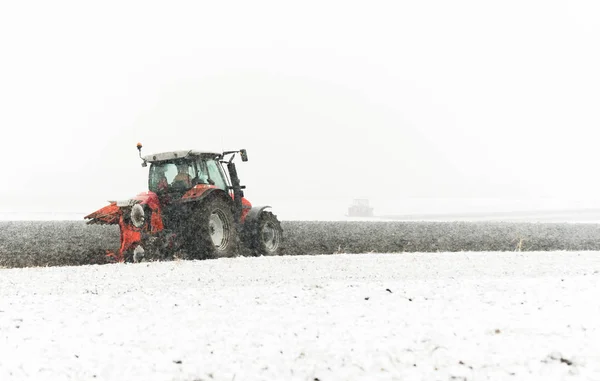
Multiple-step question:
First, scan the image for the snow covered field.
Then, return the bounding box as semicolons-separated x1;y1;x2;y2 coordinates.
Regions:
1;252;600;380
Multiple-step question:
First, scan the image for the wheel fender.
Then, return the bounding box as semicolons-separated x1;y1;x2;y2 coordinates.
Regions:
181;187;232;207
243;206;271;231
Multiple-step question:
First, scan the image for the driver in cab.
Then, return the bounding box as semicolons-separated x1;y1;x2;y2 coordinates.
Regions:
173;164;192;187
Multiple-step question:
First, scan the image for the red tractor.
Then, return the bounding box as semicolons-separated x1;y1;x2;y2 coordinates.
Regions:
85;144;283;262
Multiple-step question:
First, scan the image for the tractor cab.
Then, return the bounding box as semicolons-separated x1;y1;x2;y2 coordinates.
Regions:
145;151;230;198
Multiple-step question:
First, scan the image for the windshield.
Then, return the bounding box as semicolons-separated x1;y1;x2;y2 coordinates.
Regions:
149;161;197;192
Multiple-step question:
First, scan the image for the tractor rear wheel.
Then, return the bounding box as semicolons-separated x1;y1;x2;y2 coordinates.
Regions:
249;211;283;256
187;197;238;259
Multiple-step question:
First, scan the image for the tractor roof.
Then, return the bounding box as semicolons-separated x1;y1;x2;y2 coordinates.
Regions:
143;150;221;163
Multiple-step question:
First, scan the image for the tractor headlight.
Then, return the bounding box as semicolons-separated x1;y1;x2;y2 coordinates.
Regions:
130;204;145;228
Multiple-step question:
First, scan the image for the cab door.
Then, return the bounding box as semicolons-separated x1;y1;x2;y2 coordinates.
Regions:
203;157;229;191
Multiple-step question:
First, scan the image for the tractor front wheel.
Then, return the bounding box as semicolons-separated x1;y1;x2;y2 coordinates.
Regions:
187;197;238;259
248;211;283;256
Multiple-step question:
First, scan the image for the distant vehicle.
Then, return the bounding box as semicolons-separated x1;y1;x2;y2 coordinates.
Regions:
347;199;374;217
85;143;283;262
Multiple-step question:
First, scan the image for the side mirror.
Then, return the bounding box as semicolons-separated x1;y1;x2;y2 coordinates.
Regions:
240;149;248;162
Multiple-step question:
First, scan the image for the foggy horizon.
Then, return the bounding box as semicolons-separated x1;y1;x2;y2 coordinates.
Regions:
1;1;599;219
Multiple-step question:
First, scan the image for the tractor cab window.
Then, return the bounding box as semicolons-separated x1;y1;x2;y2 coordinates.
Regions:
149;161;196;192
195;158;210;185
205;158;228;191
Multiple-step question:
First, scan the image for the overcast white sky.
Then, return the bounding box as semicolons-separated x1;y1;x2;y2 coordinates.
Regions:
1;0;599;217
